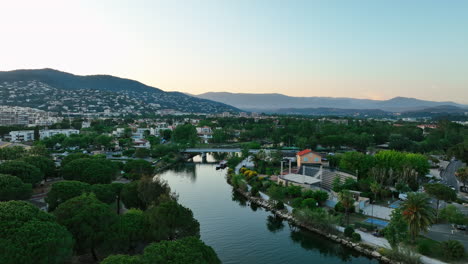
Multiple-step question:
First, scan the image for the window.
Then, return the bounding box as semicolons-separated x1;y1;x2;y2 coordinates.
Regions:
314;157;319;162
304;157;308;162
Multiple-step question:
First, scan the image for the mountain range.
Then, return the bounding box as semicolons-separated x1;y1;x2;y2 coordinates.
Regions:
0;69;239;115
195;92;468;113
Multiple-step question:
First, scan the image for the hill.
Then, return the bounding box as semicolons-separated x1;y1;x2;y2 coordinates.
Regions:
0;69;239;115
195;92;467;112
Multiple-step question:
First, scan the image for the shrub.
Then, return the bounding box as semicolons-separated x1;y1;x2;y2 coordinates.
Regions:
250;186;259;197
291;197;304;208
301;198;317;209
335;201;355;213
416;239;432;256
441;240;465;260
344;226;355;237
275;201;285;210
351;232;361;242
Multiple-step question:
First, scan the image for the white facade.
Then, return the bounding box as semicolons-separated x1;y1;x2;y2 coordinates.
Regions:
39;129;79;139
9;130;35;142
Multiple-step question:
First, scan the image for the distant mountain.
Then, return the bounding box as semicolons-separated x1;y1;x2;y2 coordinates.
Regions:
0;69;239;115
262;107;391;117
196;92;467;112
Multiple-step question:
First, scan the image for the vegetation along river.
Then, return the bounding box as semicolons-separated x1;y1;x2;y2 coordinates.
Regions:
158;155;379;264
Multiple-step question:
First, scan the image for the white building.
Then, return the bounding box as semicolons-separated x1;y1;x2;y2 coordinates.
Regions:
39;129;79;139
196;126;213;144
9;130;35;142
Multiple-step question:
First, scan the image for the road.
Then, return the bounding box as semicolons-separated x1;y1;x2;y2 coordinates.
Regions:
440;160;463;192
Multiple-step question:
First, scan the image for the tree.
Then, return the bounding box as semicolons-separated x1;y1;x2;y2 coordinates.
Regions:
424;183;457;221
134;148;150;159
94;135;113;150
101;255;142;264
141;236;220;264
124;159;153;180
45;181;90;211
338;190;355;226
61;158;117;184
54;193;118;261
20;156;56;180
0;160;43;185
121;181;144;210
456;167;468;187
60;153;89;167
89;184;116;204
384;208;408;248
172;124;198;146
113;209;145;252
370;181;381;202
144;200;200;241
440;205;466;225
111;182;125;214
0;146;27;160
0;201;73;264
312;190;329;206
301;198;317;209
401;192;435;243
0;174;32;201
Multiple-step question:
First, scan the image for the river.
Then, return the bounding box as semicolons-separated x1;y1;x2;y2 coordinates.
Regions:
158;156;378;264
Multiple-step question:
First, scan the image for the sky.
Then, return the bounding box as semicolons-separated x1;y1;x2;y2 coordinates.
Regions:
0;0;467;103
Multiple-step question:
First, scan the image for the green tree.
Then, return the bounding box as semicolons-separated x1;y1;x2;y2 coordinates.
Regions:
144;200;200;241
401;192;435;243
113;209;145;252
301;198;317;209
0;201;73;264
0;174;32;201
20;155;56;180
0;160;43;185
111;182;125;214
54;193;118;261
384;208;408;248
61;158;117;184
440;205;466;225
312;190;329;206
124;159;153;180
94;134;113;150
60;153;89;167
0;146;27;160
89;184;116;204
141;236;220;264
338;190;355;226
45;180;90;211
134;148;151;159
424;183;457;221
101;255;142;264
172;124;198;146
456;167;468;187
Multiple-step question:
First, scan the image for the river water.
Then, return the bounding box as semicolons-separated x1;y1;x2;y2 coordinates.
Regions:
158;158;378;264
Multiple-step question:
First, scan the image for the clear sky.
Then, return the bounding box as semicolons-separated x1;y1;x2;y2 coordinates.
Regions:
1;0;467;103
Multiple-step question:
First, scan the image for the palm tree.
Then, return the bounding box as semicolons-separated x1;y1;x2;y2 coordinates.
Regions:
401;192;435;243
339;190;355;226
370;181;382;228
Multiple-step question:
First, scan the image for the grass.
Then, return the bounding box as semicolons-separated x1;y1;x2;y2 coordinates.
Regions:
410;236;468;263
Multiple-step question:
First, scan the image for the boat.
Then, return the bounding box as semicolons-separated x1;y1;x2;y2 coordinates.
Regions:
216;160;227;170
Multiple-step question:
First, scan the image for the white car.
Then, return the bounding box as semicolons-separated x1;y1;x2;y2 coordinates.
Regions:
398;193;408;201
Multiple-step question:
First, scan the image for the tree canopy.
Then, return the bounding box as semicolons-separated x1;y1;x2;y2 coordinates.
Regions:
61;158;117;184
0;201;73;264
0;174;32;201
0;160;43;185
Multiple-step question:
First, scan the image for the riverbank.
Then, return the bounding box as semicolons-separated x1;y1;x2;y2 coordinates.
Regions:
232;186;394;264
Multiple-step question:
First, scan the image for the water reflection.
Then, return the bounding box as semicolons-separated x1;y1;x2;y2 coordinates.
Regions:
231;189;247;207
290;229;363;262
166;163;197;181
266;215;285;233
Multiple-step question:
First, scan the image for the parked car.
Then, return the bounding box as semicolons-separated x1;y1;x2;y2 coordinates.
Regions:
456;225;466;230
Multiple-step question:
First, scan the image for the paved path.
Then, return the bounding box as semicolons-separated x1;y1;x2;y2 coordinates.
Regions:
441;160;463;192
426;223;468;249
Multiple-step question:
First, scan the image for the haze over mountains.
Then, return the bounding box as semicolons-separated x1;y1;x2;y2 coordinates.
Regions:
196;92;468;113
0;69;239;115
